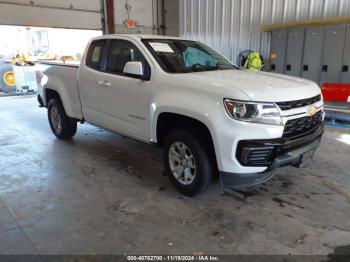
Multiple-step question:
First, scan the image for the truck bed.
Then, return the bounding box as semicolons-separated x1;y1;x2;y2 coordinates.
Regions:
38;60;80;68
36;61;83;119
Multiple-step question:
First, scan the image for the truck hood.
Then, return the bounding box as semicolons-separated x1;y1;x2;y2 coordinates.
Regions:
177;69;321;102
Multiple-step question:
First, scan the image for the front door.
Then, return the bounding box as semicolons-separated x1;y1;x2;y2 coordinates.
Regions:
93;39;152;140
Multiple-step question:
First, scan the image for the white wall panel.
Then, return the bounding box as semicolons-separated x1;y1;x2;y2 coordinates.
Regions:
339;0;350;16
115;0;154;28
114;0;179;36
180;0;350;63
164;0;180;36
0;0;102;30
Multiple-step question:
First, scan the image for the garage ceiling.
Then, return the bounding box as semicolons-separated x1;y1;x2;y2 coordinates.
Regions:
0;0;102;30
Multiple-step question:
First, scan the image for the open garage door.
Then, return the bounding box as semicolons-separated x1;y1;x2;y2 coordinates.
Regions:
0;0;102;30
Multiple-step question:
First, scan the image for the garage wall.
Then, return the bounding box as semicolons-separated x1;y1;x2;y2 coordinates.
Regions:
164;0;180;36
114;0;156;34
114;0;179;36
180;0;350;63
0;0;102;30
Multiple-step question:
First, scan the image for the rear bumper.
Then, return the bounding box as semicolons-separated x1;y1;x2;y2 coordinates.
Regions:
220;125;323;188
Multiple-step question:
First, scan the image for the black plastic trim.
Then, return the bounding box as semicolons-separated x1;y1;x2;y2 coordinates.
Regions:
236;124;324;167
220;136;322;188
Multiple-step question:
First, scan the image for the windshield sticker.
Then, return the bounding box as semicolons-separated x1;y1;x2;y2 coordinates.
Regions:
149;42;174;53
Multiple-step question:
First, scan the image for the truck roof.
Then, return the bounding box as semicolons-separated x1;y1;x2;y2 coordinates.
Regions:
92;34;183;41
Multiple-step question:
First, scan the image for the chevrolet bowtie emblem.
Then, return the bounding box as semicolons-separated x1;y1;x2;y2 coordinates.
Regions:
307;106;317;116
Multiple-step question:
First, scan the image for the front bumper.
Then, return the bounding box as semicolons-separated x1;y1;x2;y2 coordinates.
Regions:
220;124;323;188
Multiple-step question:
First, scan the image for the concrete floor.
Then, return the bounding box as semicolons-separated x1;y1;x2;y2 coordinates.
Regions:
0;95;350;256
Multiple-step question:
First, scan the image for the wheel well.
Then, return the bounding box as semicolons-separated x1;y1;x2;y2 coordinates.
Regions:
156;112;218;180
45;89;61;106
156;112;215;151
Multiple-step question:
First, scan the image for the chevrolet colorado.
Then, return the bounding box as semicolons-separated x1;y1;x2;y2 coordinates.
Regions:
37;34;324;196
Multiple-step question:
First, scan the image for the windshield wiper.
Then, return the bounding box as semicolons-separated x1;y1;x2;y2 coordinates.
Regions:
204;66;220;71
191;64;220;72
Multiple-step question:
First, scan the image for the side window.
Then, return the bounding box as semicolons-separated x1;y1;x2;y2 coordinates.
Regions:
106;40;150;76
86;40;106;70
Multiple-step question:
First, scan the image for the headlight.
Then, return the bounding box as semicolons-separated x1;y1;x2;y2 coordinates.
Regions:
224;99;282;125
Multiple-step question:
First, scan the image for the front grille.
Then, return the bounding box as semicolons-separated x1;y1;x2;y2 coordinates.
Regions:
276;95;321;111
283;111;323;139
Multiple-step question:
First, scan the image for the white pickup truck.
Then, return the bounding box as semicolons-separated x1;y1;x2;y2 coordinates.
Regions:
37;34;324;196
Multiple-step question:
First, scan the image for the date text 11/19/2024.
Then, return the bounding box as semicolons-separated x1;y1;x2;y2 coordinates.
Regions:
126;255;220;261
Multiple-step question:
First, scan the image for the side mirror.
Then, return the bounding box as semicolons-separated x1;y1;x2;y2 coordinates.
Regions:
123;61;149;80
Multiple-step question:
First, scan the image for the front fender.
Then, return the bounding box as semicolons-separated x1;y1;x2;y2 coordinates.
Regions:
150;89;227;149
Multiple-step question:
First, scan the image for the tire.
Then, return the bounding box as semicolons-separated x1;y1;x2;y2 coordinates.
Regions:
47;98;77;140
0;64;16;93
163;128;213;197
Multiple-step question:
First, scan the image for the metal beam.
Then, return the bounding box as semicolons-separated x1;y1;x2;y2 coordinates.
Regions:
105;0;115;34
101;0;108;34
261;16;350;32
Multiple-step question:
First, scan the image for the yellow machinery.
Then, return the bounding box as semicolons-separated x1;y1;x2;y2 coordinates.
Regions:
0;63;16;93
2;69;15;87
0;27;84;93
0;29;55;93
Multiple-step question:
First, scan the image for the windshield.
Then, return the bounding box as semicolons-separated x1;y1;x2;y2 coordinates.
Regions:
142;39;236;73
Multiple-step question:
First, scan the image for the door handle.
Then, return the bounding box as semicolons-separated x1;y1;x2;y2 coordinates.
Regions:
98;80;111;87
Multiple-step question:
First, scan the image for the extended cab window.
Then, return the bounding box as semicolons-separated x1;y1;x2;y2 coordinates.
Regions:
106;40;150;76
86;40;106;70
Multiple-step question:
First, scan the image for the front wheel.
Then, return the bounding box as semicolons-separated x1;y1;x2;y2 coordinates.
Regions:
47;98;77;139
163;129;213;197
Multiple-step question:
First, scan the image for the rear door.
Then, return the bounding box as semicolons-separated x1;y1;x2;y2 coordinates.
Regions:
78;39;108;124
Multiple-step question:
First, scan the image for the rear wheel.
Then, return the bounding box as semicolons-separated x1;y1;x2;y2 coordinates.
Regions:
163;129;213;197
0;64;16;93
47;98;77;139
